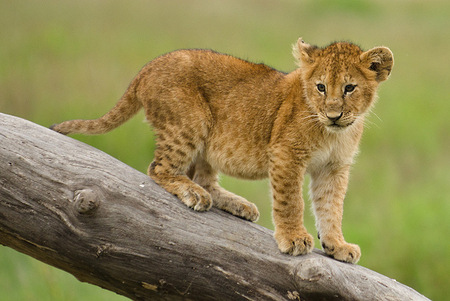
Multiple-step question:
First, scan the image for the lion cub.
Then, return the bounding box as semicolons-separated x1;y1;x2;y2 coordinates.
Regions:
51;38;393;263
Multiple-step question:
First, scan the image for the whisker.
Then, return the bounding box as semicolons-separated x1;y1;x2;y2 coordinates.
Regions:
371;111;383;123
295;111;326;133
364;114;381;129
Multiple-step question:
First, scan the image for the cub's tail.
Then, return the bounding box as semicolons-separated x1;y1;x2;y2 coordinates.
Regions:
50;87;142;135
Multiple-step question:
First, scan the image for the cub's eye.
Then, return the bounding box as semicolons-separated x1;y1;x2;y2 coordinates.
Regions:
344;84;356;94
316;84;326;93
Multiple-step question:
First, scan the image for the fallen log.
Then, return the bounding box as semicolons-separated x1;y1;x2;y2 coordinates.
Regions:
0;113;429;300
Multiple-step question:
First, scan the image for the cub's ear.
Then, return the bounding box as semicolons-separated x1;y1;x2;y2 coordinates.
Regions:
293;37;318;66
360;46;394;82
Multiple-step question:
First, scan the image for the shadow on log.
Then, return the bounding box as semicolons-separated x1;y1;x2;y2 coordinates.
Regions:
0;113;429;301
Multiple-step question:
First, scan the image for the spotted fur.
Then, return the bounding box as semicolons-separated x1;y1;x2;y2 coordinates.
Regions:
51;38;393;263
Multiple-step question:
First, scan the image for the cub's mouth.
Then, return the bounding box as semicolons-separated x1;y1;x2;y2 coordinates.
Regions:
327;122;353;131
313;111;357;132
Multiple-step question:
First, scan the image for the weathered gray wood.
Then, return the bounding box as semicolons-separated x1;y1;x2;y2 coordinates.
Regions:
0;113;429;301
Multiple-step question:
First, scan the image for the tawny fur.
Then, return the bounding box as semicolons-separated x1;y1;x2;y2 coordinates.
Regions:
51;38;393;263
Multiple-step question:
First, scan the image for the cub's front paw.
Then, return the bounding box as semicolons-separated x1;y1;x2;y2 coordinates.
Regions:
322;241;361;264
274;230;314;256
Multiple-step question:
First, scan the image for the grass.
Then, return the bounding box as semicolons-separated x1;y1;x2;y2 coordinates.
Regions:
1;0;449;300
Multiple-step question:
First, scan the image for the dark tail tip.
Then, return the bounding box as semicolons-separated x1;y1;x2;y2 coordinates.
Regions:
49;124;67;135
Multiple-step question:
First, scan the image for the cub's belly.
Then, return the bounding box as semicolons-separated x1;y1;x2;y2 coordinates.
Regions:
205;139;269;180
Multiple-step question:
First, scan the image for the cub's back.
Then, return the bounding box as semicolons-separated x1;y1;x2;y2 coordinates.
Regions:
139;49;284;97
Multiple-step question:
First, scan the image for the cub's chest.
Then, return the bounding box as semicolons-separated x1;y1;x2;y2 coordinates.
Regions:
306;134;360;174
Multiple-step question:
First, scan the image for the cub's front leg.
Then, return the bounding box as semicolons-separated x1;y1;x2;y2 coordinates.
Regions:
269;151;314;256
310;163;361;263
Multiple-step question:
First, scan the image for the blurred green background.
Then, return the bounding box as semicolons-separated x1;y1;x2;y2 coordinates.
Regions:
1;0;449;300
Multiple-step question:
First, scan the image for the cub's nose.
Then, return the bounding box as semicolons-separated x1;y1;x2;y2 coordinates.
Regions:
326;112;343;122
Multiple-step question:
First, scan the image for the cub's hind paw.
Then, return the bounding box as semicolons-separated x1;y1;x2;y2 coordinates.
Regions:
238;202;260;222
274;230;314;256
178;186;212;212
214;195;260;222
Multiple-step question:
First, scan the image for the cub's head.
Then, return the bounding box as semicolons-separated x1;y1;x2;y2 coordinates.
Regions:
294;38;393;132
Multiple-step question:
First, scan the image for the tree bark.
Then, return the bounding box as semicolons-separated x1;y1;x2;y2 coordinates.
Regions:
0;113;429;301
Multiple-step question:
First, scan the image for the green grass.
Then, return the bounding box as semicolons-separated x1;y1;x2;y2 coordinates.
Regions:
1;0;449;300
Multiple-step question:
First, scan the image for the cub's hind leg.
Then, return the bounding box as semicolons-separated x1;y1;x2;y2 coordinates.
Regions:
148;134;212;211
145;88;214;211
191;158;260;221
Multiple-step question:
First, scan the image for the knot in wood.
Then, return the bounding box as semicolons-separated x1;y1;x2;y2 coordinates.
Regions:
294;257;328;282
74;189;100;214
